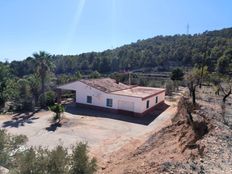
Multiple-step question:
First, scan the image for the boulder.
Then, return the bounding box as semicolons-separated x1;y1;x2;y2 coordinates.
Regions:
0;166;9;174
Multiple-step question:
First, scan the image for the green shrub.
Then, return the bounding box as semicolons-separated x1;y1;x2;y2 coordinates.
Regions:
49;103;65;123
0;129;27;168
14;146;69;174
39;90;56;107
70;142;97;174
0;130;9;167
47;146;69;174
15;99;34;112
0;129;97;174
90;71;101;79
11;143;97;174
14;148;38;174
165;80;175;96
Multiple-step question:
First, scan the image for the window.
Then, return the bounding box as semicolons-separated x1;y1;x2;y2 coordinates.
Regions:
146;100;150;109
106;98;113;107
87;96;92;104
155;96;158;104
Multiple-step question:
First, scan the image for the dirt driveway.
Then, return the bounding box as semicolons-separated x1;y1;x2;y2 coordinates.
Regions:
0;92;182;160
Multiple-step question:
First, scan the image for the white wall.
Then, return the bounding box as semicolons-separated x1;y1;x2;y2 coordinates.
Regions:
74;82;143;113
59;81;165;114
140;91;165;113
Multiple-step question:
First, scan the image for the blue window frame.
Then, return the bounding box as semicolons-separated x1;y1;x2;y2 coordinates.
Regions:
87;96;92;104
106;98;113;107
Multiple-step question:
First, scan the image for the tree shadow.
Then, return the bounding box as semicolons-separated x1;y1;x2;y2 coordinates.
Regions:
45;122;61;132
64;102;170;126
2;110;40;128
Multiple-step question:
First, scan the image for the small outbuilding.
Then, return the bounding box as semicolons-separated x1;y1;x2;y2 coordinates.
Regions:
57;78;165;116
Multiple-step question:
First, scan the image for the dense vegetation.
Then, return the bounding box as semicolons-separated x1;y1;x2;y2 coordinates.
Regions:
57;27;231;74
0;130;97;174
7;27;232;77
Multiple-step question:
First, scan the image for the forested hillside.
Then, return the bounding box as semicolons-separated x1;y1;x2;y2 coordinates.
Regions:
7;27;232;77
55;27;231;74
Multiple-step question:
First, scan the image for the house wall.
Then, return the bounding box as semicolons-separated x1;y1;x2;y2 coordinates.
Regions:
74;82;143;113
59;81;165;115
140;91;165;113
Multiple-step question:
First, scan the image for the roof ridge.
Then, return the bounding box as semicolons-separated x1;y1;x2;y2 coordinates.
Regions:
58;78;132;93
57;80;79;89
80;77;113;82
78;78;129;93
79;80;110;93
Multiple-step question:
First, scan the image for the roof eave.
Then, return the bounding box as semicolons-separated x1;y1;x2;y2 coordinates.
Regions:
141;89;165;101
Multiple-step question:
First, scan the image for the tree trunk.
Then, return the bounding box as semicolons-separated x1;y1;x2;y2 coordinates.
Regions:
57;113;61;124
56;89;62;104
34;93;39;107
215;87;220;95
41;76;46;108
220;102;228;125
192;88;196;105
187;111;194;127
223;89;231;103
199;66;204;89
189;88;192;96
174;80;179;91
41;76;45;96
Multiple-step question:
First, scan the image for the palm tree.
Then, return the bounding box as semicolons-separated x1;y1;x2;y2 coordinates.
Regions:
33;51;54;107
27;74;40;107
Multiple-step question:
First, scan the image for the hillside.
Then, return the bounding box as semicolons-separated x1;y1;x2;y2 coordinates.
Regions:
50;27;232;74
6;27;232;77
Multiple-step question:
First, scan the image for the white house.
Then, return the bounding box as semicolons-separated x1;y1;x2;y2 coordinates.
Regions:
57;78;165;116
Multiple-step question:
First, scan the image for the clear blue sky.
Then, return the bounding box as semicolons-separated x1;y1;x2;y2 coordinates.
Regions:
0;0;231;61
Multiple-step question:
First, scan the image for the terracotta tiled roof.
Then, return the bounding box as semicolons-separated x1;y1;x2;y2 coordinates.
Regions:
80;78;132;93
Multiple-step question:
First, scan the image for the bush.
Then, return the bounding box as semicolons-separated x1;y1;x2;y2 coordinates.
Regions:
70;142;97;174
13;143;97;174
0;129;97;174
165;80;175;96
0;130;9;167
90;71;101;79
49;103;65;123
16;99;34;112
14;146;69;174
0;129;27;168
39;91;56;107
47;146;69;174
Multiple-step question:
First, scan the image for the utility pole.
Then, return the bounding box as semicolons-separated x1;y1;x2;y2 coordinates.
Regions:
128;64;131;85
187;24;189;35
